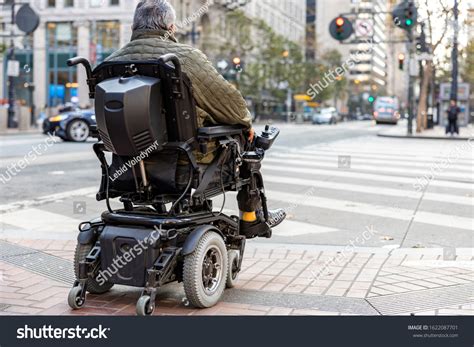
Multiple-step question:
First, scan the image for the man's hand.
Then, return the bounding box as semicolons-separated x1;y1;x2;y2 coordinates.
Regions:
248;128;255;142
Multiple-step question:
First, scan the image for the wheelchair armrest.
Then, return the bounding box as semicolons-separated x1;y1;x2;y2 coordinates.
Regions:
197;125;246;140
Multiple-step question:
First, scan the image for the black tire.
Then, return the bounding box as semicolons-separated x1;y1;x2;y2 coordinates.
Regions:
136;295;154;316
74;243;113;294
67;286;85;309
226;250;240;288
66;119;89;142
183;231;228;308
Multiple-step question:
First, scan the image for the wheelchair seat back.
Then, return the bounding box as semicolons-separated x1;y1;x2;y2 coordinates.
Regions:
92;57;198;157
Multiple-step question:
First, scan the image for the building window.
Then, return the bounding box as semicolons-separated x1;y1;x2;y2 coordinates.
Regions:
47;0;56;7
64;0;74;7
110;0;119;5
90;21;121;65
46;22;78;107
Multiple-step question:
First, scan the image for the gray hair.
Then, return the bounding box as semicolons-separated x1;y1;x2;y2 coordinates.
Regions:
132;0;177;31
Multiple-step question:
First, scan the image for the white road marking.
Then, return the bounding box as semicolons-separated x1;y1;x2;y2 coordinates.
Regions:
263;174;473;206
0;187;97;213
0;208;81;233
264;158;473;181
263;164;474;190
269;152;473;172
265;190;474;231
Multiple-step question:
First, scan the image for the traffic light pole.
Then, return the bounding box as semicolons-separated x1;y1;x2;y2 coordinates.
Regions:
7;1;16;128
407;29;414;135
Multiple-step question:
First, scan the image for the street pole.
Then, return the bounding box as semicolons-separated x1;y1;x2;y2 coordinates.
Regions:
450;0;459;102
407;29;414;135
7;1;16;128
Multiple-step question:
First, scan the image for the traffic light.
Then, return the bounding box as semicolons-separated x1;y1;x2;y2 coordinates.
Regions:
232;57;243;72
368;95;375;103
392;1;417;31
398;53;405;70
329;16;353;41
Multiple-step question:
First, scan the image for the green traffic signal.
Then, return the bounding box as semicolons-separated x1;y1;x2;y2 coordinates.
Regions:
368;96;375;103
405;19;412;26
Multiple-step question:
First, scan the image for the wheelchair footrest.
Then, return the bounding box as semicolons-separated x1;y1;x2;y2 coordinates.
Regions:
240;222;272;239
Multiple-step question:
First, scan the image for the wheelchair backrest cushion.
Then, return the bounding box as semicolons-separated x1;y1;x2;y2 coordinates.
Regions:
95;75;167;156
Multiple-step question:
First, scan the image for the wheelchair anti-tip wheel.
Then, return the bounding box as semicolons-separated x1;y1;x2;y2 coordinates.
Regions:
74;243;114;294
226;250;240;288
67;286;85;310
136;295;154;316
183;231;228;308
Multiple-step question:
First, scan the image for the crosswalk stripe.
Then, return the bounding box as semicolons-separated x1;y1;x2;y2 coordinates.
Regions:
264;190;473;231
0;208;81;233
274;148;474;165
272;220;339;237
0;187;98;213
302;142;474;158
263;164;474;190
264;158;473;181
0;152;95;168
268;152;473;172
220;208;340;237
263;174;473;206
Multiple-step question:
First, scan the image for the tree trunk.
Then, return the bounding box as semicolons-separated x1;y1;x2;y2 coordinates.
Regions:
416;60;432;133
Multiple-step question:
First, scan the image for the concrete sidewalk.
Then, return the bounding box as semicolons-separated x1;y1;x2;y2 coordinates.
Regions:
378;123;473;140
0;239;472;316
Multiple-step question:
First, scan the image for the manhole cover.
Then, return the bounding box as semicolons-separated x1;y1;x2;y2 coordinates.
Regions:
0;240;74;285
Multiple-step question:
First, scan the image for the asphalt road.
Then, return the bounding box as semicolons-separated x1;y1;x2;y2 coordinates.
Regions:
0;120;472;250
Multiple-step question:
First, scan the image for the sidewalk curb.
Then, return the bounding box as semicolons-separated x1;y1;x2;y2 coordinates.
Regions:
0;129;42;136
377;132;472;141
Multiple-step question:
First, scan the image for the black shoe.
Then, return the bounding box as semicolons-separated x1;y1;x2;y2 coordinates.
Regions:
264;208;286;228
240;208;287;239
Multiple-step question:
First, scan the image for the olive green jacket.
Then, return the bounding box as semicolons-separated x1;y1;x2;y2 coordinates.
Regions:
105;29;252;129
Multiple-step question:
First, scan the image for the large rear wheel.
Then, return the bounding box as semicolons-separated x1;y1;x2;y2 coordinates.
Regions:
183;231;228;308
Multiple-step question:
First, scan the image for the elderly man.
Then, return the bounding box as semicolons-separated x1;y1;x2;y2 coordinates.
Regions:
105;0;285;236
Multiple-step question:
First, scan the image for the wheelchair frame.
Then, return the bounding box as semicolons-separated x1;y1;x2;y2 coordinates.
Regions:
66;54;279;315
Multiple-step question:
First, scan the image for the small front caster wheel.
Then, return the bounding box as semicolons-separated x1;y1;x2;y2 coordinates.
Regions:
226;250;240;288
68;286;85;310
136;295;154;316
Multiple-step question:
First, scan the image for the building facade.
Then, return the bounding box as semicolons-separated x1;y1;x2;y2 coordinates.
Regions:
242;0;306;46
0;0;247;114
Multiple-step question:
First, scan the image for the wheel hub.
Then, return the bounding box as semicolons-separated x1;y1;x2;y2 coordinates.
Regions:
202;247;222;294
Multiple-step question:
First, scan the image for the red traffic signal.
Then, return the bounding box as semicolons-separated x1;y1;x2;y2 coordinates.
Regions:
398;53;405;70
329;16;353;41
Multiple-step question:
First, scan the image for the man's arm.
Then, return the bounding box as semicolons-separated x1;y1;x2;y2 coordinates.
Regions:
183;49;252;128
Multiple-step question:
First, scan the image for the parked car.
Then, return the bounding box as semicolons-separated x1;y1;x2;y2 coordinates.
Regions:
43;108;96;142
312;107;339;125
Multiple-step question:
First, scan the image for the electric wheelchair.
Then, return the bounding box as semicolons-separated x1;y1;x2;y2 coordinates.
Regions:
66;54;280;315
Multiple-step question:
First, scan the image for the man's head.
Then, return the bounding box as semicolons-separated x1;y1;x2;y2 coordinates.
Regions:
132;0;177;33
450;99;457;106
